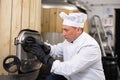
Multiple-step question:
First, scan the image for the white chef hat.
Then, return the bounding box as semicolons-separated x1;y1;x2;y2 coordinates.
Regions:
59;12;87;28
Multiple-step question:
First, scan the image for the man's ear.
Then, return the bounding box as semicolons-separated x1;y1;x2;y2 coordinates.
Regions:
77;27;83;34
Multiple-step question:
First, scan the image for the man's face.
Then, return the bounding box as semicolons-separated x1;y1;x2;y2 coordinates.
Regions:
62;25;82;42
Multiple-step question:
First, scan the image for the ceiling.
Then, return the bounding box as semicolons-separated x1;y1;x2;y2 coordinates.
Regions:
42;0;89;11
42;0;120;12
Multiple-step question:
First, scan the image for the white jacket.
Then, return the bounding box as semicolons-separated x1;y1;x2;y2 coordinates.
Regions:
50;32;105;80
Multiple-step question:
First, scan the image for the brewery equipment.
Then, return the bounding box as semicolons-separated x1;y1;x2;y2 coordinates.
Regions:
1;29;42;80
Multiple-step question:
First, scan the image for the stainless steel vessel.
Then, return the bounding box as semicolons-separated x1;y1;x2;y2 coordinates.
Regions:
14;29;42;73
1;29;43;80
41;32;64;45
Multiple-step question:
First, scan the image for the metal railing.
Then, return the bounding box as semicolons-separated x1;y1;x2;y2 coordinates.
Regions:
91;15;114;57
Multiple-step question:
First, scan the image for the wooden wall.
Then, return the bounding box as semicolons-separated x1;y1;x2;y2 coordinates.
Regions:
41;8;89;33
0;0;41;75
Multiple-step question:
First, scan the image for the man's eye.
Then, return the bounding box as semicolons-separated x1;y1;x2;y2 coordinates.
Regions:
64;29;68;32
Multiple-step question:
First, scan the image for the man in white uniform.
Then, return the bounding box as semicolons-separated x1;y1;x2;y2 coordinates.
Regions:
22;12;105;80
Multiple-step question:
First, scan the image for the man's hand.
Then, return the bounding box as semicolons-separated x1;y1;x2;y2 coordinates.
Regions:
22;36;51;54
22;36;36;52
28;43;46;61
38;41;51;55
22;37;54;70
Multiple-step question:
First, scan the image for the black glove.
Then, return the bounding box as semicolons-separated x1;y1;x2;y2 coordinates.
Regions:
22;37;54;70
21;37;35;52
22;36;51;54
38;41;51;55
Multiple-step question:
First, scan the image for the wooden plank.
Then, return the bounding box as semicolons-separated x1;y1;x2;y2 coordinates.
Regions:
56;9;70;32
62;9;70;14
56;9;63;32
0;0;42;75
21;0;30;29
29;0;36;30
41;8;44;32
0;0;12;75
49;8;57;32
42;8;50;32
84;19;89;33
35;0;41;32
10;0;22;56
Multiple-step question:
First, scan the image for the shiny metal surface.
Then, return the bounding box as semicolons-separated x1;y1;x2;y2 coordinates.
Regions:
14;29;42;73
42;1;77;10
42;0;89;11
41;32;65;45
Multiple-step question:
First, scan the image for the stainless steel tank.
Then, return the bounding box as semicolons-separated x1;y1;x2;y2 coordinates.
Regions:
41;32;65;45
1;29;43;80
14;29;42;73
